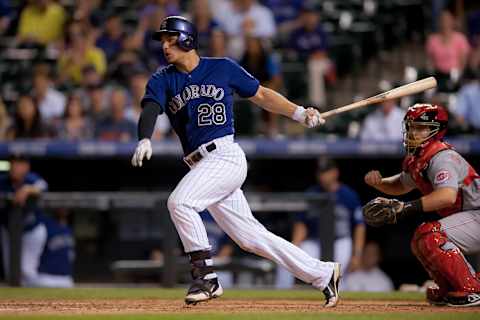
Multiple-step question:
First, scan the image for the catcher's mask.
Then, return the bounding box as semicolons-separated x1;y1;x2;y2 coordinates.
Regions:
402;103;448;155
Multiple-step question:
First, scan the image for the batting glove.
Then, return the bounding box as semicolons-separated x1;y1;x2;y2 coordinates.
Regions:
292;106;326;128
131;138;152;167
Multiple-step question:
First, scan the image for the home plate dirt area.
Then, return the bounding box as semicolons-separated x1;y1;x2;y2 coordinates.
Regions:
0;299;479;315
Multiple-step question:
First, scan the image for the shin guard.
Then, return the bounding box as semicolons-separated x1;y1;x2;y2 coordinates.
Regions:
411;222;480;294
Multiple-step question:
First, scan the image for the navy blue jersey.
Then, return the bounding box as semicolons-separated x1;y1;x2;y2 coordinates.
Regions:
0;172;48;194
142;57;260;155
296;184;364;239
0;172;48;230
38;215;75;276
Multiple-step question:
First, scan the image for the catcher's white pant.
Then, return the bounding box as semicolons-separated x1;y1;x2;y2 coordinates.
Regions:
275;237;352;289
168;135;335;289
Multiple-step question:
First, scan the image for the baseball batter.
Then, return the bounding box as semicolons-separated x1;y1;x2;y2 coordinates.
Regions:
131;16;340;307
363;103;480;307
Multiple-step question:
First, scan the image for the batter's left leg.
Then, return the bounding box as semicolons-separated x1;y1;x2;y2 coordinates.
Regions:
275;239;320;289
208;189;340;307
167;140;248;304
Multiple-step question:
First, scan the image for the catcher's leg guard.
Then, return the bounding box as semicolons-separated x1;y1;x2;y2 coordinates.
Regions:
426;286;448;306
411;222;480;294
411;223;451;300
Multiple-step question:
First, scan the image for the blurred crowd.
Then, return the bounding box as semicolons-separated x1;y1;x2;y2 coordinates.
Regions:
0;0;478;141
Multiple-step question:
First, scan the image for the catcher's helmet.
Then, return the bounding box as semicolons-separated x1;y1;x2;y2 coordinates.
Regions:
403;103;448;154
152;16;198;51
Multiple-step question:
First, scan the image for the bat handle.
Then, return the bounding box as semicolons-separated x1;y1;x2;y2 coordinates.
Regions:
319;110;336;119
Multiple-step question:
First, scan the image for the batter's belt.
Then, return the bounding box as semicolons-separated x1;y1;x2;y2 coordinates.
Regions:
183;142;217;167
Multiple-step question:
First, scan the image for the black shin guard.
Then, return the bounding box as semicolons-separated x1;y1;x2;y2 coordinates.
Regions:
188;250;215;279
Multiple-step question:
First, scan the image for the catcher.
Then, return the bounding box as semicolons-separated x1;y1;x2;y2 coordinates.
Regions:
363;103;480;307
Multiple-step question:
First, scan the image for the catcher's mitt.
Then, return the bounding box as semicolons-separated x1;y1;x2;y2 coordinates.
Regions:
362;197;404;227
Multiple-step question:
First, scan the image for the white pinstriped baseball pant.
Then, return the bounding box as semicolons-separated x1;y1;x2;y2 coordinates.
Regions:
167;135;335;289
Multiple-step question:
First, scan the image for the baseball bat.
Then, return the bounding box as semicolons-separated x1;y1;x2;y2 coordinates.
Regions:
319;77;437;118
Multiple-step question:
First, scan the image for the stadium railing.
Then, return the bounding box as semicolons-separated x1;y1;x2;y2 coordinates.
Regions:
0;192;334;287
0;137;479;158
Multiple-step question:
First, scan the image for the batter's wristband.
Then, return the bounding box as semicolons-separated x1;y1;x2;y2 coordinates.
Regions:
401;199;424;218
292;106;306;123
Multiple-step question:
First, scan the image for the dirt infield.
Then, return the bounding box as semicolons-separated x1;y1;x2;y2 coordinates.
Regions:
0;299;479;315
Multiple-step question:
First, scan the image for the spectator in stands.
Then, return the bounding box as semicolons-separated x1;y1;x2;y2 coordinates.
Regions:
263;0;303;35
0;0;12;35
125;1;181;64
16;0;66;46
209;30;227;57
426;10;470;88
73;0;104;28
0;98;11;141
108;50;147;88
275;157;366;288
123;6;167;70
84;82;109;124
125;68;170;140
466;9;480;71
359;99;405;142
468;11;480;72
190;0;226;57
215;0;276;59
7;95;50;140
452;70;480;131
58;22;107;85
431;0;448;32
342;241;394;292
141;0;180;18
80;64;104;88
32;65;66;126
469;44;480;72
56;93;93;140
290;6;331;108
240;36;282;137
467;9;480;42
95;14;125;61
94;87;136;141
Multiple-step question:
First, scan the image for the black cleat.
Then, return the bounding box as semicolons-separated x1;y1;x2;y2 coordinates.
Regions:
185;277;223;305
323;263;341;308
447;292;480;307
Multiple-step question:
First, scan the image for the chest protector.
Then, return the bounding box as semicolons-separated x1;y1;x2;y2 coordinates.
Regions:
402;141;480;217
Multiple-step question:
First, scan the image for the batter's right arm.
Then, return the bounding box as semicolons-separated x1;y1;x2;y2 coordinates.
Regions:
364;171;415;196
249;85;325;128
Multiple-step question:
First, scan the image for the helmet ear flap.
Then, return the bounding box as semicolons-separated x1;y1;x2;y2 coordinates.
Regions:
177;32;195;51
184;35;193;48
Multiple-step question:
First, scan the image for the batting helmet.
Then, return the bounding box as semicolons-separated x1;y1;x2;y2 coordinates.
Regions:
152;16;198;51
403;103;448;154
